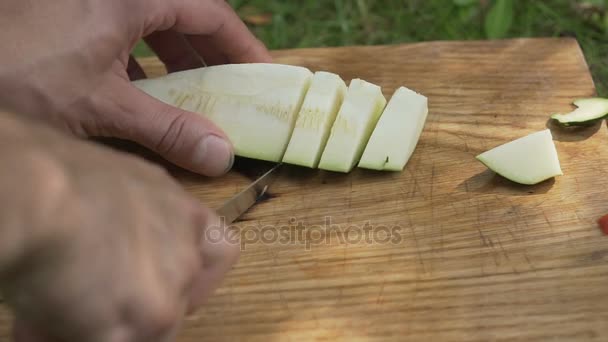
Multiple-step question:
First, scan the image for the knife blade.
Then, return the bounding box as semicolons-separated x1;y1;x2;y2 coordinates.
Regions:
216;163;282;224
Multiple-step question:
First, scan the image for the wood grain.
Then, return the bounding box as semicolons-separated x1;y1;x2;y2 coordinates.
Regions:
2;38;607;341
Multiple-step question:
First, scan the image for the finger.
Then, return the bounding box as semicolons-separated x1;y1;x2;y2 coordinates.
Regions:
171;0;272;63
13;319;57;342
187;211;240;312
105;79;234;176
185;35;227;66
127;55;147;81
144;30;204;73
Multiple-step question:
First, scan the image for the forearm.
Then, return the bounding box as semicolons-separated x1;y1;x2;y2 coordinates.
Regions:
0;112;69;279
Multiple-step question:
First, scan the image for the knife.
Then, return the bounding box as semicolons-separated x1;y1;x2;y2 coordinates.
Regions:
0;166;282;307
216;163;282;224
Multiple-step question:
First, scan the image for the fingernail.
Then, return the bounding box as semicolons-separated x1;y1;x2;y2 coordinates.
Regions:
194;135;234;176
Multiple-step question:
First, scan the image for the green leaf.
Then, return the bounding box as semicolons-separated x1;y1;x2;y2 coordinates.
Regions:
484;0;514;39
453;0;478;6
459;5;478;23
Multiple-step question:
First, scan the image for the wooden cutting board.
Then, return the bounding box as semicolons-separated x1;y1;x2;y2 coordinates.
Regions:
2;37;608;341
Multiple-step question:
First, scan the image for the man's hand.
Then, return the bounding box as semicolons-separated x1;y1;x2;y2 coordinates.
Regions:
0;0;271;176
0;1;268;340
0;113;239;341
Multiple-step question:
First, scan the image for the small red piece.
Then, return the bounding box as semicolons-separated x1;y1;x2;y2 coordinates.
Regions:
598;214;608;235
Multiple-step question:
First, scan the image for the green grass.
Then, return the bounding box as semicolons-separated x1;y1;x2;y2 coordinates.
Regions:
135;0;608;95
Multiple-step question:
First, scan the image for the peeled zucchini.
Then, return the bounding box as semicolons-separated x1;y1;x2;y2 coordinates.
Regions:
551;98;608;127
133;63;431;173
133;63;312;162
476;129;563;185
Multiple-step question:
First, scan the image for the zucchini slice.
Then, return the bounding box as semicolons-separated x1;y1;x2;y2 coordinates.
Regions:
318;79;387;173
282;71;347;168
358;87;428;171
551;98;608;127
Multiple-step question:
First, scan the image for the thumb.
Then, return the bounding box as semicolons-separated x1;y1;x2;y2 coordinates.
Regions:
105;80;234;177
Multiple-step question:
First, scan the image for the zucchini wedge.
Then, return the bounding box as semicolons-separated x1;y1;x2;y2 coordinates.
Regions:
476;129;563;185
